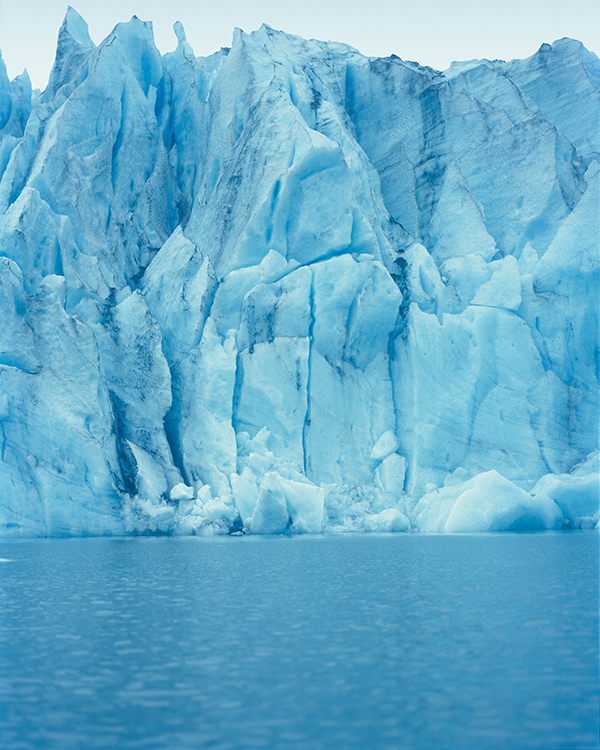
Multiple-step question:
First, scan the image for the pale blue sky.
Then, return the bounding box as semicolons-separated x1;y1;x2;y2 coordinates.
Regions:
1;0;598;88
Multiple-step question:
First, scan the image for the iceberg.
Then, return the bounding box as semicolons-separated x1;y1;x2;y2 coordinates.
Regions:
414;470;563;533
530;453;600;529
0;11;598;536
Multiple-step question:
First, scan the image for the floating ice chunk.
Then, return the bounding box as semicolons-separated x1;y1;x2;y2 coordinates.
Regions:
444;473;562;532
416;470;562;532
370;430;400;461
531;462;599;528
170;483;194;502
202;499;230;522
365;508;409;532
279;476;324;533
251;472;289;534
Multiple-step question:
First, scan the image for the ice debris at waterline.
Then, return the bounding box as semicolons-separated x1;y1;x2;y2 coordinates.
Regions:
0;9;598;537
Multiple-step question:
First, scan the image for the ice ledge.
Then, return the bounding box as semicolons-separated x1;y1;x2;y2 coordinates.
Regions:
3;464;598;537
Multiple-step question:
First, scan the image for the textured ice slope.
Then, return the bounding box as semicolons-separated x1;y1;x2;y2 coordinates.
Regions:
0;10;598;536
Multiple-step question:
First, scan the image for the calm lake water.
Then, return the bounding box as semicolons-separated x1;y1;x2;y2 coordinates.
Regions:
0;532;598;750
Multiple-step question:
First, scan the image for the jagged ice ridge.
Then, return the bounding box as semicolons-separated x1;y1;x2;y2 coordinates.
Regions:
0;8;598;536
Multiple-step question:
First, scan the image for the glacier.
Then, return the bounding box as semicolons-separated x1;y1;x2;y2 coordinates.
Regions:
0;9;598;537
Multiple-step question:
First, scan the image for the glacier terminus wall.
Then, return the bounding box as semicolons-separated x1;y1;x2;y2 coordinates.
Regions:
0;9;598;536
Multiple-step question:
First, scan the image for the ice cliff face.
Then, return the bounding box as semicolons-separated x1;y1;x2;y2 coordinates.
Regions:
0;10;598;536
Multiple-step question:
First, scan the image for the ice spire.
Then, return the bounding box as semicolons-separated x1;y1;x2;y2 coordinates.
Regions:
61;6;95;49
44;7;95;100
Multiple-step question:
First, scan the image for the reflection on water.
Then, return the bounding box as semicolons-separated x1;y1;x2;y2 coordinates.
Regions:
0;532;598;749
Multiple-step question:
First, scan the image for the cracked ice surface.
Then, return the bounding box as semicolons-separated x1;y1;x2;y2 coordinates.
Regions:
0;11;598;536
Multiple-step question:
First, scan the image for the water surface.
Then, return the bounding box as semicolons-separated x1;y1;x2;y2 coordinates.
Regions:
1;532;598;749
